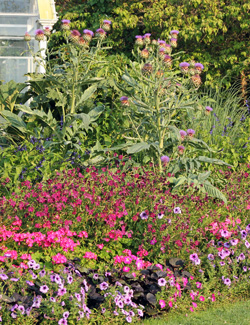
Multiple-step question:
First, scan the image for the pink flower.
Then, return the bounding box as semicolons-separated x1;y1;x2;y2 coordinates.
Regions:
123;266;130;272
199;296;205;302
52;253;67;264
123;256;132;264
83;252;97;260
190;307;194;312
192;302;197;308
155;264;163;270
196;282;202;289
97;244;104;249
159;300;166;308
168;301;173;307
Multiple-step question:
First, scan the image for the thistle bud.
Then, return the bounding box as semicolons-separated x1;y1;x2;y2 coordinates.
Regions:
35;29;45;42
156;70;164;78
70;30;81;43
143;33;151;44
120;96;129;106
165;44;172;54
102;20;112;32
163;55;172;67
151;39;158;45
44;27;51;37
61;19;70;30
159;47;166;58
135;35;144;46
142;63;153;76
194;63;204;74
140;48;149;59
170;38;177;48
178;145;185;154
95;28;106;39
191;74;202;87
24;32;31;42
205;106;213;115
78;37;88;48
83;29;94;42
179;62;190;74
170;30;179;39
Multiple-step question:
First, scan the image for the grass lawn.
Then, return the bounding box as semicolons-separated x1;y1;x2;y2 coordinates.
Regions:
142;299;250;325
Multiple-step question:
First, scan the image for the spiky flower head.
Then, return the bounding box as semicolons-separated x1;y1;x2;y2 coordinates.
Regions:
143;33;151;44
178;145;185;154
140;48;149;59
164;44;172;54
163;55;172;67
83;29;94;42
61;19;70;30
43;27;51;37
78;37;88;48
24;32;31;42
194;63;204;74
120;96;129;106
159;47;166;57
161;156;170;166
191;74;202;87
142;63;153;76
102;20;112;32
70;30;81;43
135;35;144;46
179;130;187;140
205;106;213;115
187;129;195;137
156;70;164;78
35;29;45;42
170;38;177;48
170;30;179;38
95;28;106;39
179;62;190;74
158;40;166;47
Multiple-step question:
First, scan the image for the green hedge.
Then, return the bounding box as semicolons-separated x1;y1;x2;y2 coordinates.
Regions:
54;0;250;89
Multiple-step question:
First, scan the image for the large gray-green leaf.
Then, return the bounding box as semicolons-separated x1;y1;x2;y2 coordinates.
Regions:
0;110;27;133
88;105;105;121
202;181;227;205
127;142;150;154
198;156;232;167
188;138;213;152
75;84;98;109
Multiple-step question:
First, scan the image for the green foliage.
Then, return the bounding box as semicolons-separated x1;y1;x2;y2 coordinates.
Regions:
55;0;250;89
0;80;26;112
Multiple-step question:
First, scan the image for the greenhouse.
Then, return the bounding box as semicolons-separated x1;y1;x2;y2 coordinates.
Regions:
0;0;57;84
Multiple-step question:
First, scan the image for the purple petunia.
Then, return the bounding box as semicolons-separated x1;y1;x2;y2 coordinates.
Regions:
173;207;182;214
100;282;109;290
158;278;167;286
40;285;49;293
140;211;148;220
223;278;231;286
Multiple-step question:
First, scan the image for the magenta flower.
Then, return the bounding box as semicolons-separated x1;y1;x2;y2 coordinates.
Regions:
179;62;190;74
178;145;185;154
143;33;151;38
61;19;70;30
61;19;70;24
205;106;213;112
159;299;166;308
120;96;129;106
170;30;179;35
35;29;44;41
96;28;106;39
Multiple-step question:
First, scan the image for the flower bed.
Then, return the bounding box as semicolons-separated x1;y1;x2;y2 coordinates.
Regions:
0;163;250;323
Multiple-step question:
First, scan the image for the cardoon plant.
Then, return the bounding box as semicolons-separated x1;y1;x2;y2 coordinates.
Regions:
116;30;230;202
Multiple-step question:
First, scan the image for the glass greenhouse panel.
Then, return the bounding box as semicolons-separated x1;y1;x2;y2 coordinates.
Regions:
0;0;38;14
0;58;33;83
0;40;34;56
0;16;38;37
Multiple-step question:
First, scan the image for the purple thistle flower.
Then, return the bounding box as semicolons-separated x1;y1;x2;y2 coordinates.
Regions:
40;285;49;293
205;106;213;112
103;20;112;24
62;19;70;24
100;282;109;290
179;130;187;139
135;35;143;39
161;156;170;165
158;278;167;286
143;33;151;38
195;63;204;70
170;30;179;35
83;29;94;36
187;129;195;137
179;62;190;68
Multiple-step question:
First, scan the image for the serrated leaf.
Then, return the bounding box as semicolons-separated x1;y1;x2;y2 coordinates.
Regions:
127;142;150;154
198;156;232;167
202;182;227;205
